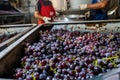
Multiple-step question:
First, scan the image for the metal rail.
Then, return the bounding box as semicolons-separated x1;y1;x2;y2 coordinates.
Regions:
47;19;120;25
0;20;120;79
0;24;37;51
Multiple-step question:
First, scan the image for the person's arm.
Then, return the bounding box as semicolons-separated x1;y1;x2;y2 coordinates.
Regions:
80;0;108;10
34;11;44;20
34;11;51;23
87;0;109;9
34;1;43;20
34;1;51;23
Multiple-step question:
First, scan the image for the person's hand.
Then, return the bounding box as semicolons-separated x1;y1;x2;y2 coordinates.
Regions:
85;11;90;18
43;17;51;23
107;7;118;15
55;11;59;16
80;4;87;10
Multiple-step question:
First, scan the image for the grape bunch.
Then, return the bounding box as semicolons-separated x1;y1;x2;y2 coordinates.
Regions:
14;29;120;80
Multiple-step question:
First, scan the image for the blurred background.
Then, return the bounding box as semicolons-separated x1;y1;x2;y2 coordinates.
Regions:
0;0;120;24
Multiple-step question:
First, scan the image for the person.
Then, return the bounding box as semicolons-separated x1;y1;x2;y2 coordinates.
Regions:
34;0;56;24
79;0;110;20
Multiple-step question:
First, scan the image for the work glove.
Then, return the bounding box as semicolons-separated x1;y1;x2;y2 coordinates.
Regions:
80;4;87;10
43;17;51;23
85;11;90;18
107;7;118;15
55;11;60;16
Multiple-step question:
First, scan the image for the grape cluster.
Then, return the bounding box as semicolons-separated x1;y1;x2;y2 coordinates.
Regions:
14;29;120;80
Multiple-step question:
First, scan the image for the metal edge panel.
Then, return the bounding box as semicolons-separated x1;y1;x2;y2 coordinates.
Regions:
0;24;40;78
0;24;37;51
0;24;38;60
0;24;36;28
45;19;120;25
0;20;120;78
103;68;120;79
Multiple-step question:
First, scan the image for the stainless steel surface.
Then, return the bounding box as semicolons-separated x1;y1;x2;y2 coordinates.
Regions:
103;68;120;79
66;14;85;18
0;24;36;52
0;79;16;80
0;24;36;28
50;19;120;25
0;1;24;25
0;20;120;79
54;14;86;22
90;68;120;80
54;15;72;22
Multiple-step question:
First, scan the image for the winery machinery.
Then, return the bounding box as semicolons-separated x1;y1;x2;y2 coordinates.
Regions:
0;24;36;52
51;0;120;21
0;20;120;80
0;0;25;25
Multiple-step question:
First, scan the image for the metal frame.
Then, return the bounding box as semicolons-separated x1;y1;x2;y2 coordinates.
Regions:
0;20;120;79
0;24;36;51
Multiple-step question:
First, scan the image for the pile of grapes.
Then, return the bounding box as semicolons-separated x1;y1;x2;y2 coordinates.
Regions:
14;29;120;80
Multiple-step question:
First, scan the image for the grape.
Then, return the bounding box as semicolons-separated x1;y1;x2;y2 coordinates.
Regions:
14;29;120;80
